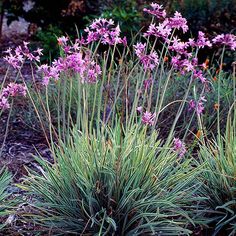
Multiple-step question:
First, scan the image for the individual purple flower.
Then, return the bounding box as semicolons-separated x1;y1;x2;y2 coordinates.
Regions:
137;106;143;114
196;96;207;115
141;111;156;126
0;96;10;110
188;96;206;115
193;70;206;83
81;60;102;84
195;31;212;48
143;3;166;19
144;78;153;90
171;56;193;74
57;36;69;46
188;38;195;47
188;99;195;110
182;59;195;73
212;34;236;50
38;64;59;86
168;11;188;33
173;138;186;157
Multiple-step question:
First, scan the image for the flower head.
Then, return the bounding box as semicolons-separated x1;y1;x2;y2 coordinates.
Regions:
84;18;126;46
0;83;27;110
169;37;189;55
137;106;143;113
0;96;10;110
173;138;186;157
143;3;166;19
144;21;171;40
195;31;212;48
57;36;69;46
134;43;159;70
212;34;236;50
2;83;27;97
141;111;156;126
168;11;188;33
188;96;207;115
4;42;43;69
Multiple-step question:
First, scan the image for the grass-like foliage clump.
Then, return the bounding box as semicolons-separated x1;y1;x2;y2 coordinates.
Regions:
0;169;12;230
22;124;205;235
198;110;236;236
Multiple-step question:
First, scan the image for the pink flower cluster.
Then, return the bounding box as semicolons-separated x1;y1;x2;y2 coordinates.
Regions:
173;138;186;157
142;111;156;126
137;107;156;126
144;10;188;39
38;38;102;86
144;20;172;40
134;43;159;71
84;18;127;46
188;96;207;115
167;32;212;80
0;83;27;109
4;42;43;69
140;3;235;82
212;34;236;50
143;3;166;19
168;11;189;33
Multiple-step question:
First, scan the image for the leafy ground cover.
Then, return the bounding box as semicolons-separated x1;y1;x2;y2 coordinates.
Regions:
0;2;236;235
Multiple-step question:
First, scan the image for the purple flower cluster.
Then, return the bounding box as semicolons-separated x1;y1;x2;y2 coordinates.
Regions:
137;107;156;126
168;11;189;33
0;83;27;109
141;3;235;84
142;111;156;126
144;20;172;39
144;5;188;37
195;31;212;48
84;18;127;46
140;3;214;79
173;138;187;157
134;43;159;71
188;96;207;115
167;33;212;80
143;3;166;19
38;39;102;86
4;42;43;69
212;34;236;50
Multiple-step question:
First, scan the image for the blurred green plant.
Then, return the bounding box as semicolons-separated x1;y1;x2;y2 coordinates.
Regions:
99;0;142;33
34;25;62;62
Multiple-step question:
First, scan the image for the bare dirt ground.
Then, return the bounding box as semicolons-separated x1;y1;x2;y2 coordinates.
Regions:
0;24;52;233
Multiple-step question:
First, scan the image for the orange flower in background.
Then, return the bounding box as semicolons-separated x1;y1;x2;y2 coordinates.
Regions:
214;103;220;110
196;130;201;139
202;58;209;70
164;56;169;62
213;76;217;81
216;63;225;74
